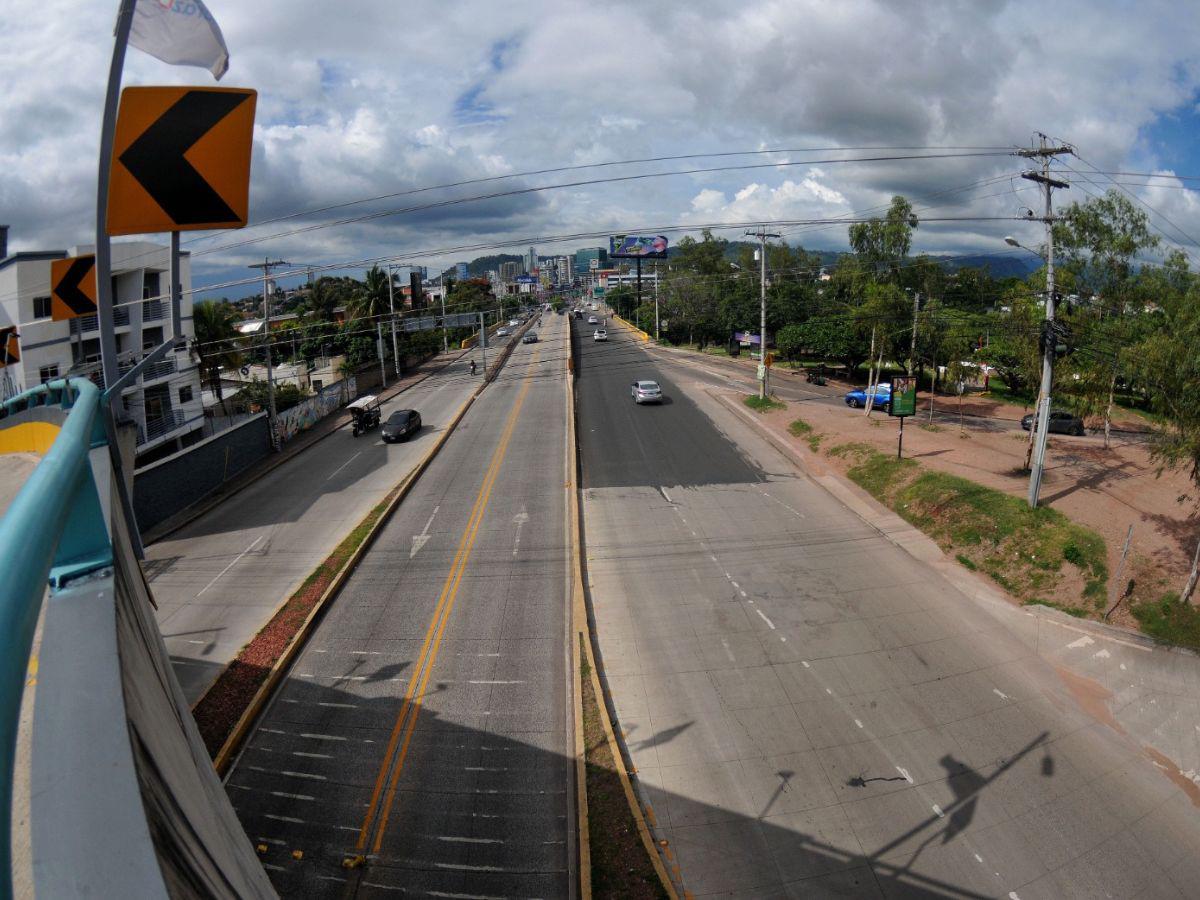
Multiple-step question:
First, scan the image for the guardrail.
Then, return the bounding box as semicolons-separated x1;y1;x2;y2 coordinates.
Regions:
0;378;111;898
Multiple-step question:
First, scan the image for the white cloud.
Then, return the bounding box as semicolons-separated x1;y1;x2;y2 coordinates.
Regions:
2;0;1199;294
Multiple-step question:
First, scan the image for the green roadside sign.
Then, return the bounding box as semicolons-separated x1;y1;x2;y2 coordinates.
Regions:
890;376;917;417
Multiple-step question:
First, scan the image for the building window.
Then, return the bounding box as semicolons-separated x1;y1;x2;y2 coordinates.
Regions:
178;385;193;404
39;364;59;383
143;271;160;300
33;296;52;319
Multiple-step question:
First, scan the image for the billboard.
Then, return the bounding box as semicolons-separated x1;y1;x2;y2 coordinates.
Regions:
516;274;537;284
609;234;668;259
889;376;917;417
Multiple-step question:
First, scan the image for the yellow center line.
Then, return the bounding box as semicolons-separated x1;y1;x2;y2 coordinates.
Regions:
354;347;539;854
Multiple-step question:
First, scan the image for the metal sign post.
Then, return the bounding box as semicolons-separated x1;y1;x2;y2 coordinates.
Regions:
889;376;917;459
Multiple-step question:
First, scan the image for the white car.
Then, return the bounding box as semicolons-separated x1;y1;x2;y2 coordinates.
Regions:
496;327;511;337
593;329;607;342
588;315;599;325
508;318;521;327
631;380;663;404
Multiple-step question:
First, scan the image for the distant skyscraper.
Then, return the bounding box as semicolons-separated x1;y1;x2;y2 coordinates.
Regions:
573;247;607;274
455;261;469;281
527;246;537;272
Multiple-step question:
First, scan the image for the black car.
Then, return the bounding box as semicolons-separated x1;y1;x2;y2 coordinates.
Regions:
1020;409;1085;436
522;332;538;344
381;409;421;442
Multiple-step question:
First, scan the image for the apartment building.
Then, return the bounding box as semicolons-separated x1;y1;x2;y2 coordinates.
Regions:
0;229;204;465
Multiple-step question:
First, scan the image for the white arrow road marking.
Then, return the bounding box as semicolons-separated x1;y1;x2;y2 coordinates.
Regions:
411;505;440;558
196;534;265;598
512;506;530;557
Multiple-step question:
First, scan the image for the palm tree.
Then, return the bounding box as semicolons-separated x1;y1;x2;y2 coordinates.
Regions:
192;301;244;417
304;277;339;322
350;265;394;322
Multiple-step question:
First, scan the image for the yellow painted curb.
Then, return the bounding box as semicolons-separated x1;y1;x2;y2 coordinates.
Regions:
611;313;651;342
567;318;679;899
209;383;483;776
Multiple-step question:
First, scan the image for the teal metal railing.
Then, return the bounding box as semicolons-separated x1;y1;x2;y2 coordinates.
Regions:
0;378;111;900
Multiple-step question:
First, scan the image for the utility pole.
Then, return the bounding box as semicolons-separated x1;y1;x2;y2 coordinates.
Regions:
376;321;387;389
907;291;920;375
1017;135;1072;508
654;261;660;342
248;258;290;450
386;263;400;376
746;226;780;398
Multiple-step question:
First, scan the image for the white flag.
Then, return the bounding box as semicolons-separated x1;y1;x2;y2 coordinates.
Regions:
128;0;230;80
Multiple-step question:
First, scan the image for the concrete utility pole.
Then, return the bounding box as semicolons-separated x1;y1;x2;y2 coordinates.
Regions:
1017;135;1072;508
248;258;290;450
386;264;400;376
376;321;387;389
746;226;781;398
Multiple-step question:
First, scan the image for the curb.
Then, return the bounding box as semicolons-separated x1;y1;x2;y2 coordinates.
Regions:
145;350;466;546
709;388;1176;657
208;376;486;776
610;313;650;342
567;320;679;899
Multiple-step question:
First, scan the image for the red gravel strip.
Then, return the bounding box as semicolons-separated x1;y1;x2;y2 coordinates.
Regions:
191;496;392;757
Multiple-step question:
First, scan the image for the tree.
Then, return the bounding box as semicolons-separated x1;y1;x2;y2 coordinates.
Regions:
848;196;917;281
350;265;394;322
191;300;244;417
304;277;340;322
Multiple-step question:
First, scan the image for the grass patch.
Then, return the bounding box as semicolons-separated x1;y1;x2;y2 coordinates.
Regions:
832;443;1110;613
580;635;669;899
788;417;824;452
744;394;786;412
1130;594;1200;652
919;422;943;433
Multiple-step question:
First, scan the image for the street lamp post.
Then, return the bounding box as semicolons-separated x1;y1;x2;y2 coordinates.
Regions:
386;263;400;377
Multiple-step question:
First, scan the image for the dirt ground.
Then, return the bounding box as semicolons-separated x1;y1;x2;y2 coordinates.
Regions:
737;373;1199;627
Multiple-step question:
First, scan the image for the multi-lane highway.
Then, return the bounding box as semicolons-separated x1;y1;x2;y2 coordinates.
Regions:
573;314;1200;898
224;313;575;897
147;349;493;703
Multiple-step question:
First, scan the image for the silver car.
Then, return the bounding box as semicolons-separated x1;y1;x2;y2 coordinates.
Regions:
631;380;663;404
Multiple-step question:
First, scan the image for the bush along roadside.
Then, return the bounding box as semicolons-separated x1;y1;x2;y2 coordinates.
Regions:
826;443;1109;614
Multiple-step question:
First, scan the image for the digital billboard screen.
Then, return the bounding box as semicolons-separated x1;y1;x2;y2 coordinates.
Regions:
609;234;668;259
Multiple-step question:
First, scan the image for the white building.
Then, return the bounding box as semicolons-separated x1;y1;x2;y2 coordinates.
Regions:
0;229;205;465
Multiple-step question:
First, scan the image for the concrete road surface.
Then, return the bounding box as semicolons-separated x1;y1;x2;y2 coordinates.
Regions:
575;316;1200;898
224;313;574;897
148;350;494;703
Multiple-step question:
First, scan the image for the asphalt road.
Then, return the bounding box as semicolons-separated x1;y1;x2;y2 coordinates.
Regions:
574;314;1200;898
148;343;505;704
225;313;574;897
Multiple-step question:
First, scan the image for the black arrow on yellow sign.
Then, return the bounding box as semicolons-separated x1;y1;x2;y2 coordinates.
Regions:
51;254;97;320
118;90;251;226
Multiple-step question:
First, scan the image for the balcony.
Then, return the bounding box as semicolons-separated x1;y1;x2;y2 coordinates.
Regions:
142;300;165;322
121;356;177;383
138;410;185;446
69;306;131;335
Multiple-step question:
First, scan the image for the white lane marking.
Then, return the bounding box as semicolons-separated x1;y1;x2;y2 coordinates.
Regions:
1066;635;1095;650
325;451;361;481
260;727;286;735
739;590;747;598
756;609;776;630
659;486;672;503
257;836;286;846
896;767;913;784
300;733;347;741
411;505;441;558
293;751;331;759
932;804;945;818
434;862;507;872
993;688;1010;701
974;853;984;863
437;836;503;844
425;891;507;900
264;813;305;824
709;554;718;562
760;489;806;519
512;506;529;557
854;719;864;729
801;661;811;668
195;535;265;598
1009;893;1021;900
271;791;315;801
721;639;736;662
1093;648;1111;659
826;688;833;695
350;650;381;655
262;863;287;872
184;639;207;645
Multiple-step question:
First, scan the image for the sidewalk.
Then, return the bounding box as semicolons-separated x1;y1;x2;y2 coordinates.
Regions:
143;347;468;545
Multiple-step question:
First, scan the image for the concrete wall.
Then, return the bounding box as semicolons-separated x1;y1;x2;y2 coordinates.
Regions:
133;413;271;532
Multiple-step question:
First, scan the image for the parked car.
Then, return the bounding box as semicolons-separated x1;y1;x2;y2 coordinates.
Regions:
593;329;607;342
381;409;421;442
522;332;538;344
1020;409;1085;436
631;380;663;404
844;384;892;409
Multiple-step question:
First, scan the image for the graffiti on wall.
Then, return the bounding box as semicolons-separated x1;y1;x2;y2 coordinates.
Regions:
274;377;356;445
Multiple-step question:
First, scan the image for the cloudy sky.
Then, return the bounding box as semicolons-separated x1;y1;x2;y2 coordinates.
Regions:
3;0;1199;297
